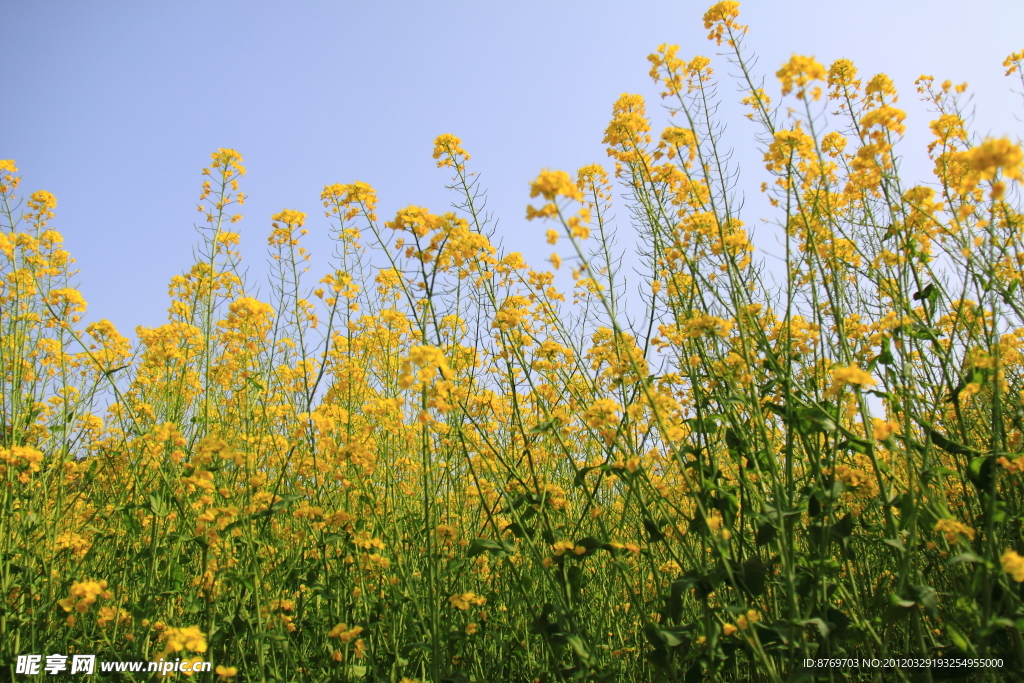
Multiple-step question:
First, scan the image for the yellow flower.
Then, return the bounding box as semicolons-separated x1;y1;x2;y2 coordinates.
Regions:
660;127;699;165
928;114;968;153
216;665;238;679
832;465;877;498
552;540;576;556
865;74;898;101
159;626;208;655
328;623;364;643
736;609;759;630
1002;550;1024;582
678;313;734;339
935;519;976;544
828;59;859;93
764;125;816;173
583;398;621;430
777;54;827;100
96;606;128;627
398;345;454;389
827;365;875;396
821;131;847;158
57;580;112;614
386;205;446;238
702;1;746;45
1005;50;1024;76
433;134;470;169
448;592;486;610
647;44;687;98
268;599;295;612
211;148;246;175
958;138;1024;197
435;524;457;543
29;190;57;210
872;418;899;441
658;560;681;574
321;180;378;221
228;297;274;321
603;94;652;164
529;169;584;203
271;209;306;227
47;287;88;314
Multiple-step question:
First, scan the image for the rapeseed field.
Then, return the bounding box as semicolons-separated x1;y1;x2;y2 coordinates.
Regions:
4;3;1024;681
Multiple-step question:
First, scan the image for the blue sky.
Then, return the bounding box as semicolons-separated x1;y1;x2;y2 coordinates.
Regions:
4;0;1023;338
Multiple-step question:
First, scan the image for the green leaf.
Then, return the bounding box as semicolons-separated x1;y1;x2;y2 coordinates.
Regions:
741;556;767;596
225;572;255;593
755;521;777;546
504;522;535;539
572;537;604;557
900;322;941;341
946;623;971;653
572;464;604;488
1003;279;1020;303
686;415;722;433
838;437;872;454
946;552;982;566
968;455;996;491
529;417;562;434
566;634;590;662
831;513;856;540
912;283;938;303
725;428;747;455
889;593;915;608
910;584;938;617
883;537;906;553
673;572;714;601
467;538;516;557
915;417;981;457
643;518;666;543
148;493;170;517
826;608;850;639
877;336;895;366
792;406;836;435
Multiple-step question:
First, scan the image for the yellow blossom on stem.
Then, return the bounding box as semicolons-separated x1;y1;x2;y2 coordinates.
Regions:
57;580;112;614
328;623;364;643
702;1;746;46
934;519;976;544
1005;50;1024;76
1003;550;1024;581
159;626;207;655
271;209;306;227
736;609;759;630
777;54;827;101
827;364;875;396
529;170;583;203
449;592;486;610
432;133;470;170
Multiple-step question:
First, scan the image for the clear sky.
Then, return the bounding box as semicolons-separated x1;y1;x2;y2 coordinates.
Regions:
4;0;1023;338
